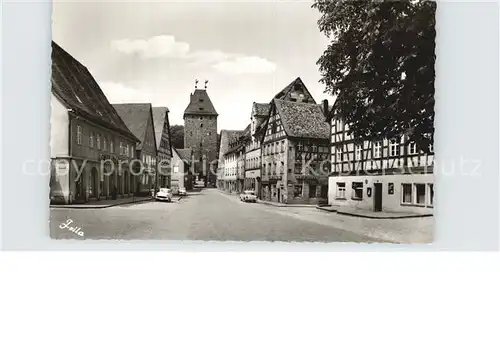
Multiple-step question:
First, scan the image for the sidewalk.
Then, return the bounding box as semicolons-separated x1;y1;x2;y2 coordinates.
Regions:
258;199;318;208
317;205;432;219
50;195;181;209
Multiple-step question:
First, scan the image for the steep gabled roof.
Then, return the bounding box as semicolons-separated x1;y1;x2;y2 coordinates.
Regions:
51;41;138;141
252;102;270;117
176;148;193;162
183;89;218;117
152;106;173;157
218;129;245;161
112;103;153;149
272;77;317;104
272;99;330;140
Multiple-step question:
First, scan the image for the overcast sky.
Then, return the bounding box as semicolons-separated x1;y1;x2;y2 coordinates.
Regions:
52;0;331;131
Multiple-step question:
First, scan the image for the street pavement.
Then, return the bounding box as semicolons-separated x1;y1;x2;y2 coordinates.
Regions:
50;188;392;242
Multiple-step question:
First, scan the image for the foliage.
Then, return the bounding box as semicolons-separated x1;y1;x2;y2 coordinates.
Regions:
170;125;185;149
312;0;436;152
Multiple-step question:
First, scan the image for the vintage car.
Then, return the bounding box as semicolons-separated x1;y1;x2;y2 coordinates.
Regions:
155;188;173;202
178;187;187;196
240;190;257;203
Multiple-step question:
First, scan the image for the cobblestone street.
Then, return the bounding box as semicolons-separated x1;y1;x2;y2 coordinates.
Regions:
50;189;431;243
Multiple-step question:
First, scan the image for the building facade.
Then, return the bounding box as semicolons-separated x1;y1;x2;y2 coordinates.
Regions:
153;106;173;188
223;127;248;193
217;129;245;190
259;98;330;204
113;103;158;196
243;103;269;198
327;114;434;214
50;41;140;205
183;88;218;186
171;148;194;193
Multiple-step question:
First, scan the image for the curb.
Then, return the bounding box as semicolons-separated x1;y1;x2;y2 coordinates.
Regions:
50;198;154;209
257;201;318;208
316;206;433;219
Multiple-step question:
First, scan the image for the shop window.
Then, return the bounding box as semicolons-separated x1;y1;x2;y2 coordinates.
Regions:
416;183;426;205
402;183;412;204
352;182;363;200
336;182;346;199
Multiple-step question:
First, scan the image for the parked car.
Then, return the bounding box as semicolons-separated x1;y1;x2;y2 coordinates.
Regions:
240;190;257;203
178;187;187;196
155;188;173;202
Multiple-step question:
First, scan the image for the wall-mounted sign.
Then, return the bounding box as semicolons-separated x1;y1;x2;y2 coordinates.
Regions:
388;183;394;195
367;187;372;197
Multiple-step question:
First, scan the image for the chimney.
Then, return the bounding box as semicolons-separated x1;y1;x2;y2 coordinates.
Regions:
322;99;329;118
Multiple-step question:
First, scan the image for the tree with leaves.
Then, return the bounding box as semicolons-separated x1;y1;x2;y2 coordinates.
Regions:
312;0;436;152
169;125;185;149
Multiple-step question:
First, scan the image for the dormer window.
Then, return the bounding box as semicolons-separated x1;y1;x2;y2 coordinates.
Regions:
199;99;204;102
199;107;204;111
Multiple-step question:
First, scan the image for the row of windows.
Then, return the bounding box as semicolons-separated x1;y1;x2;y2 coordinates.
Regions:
246;156;261;169
224;167;237;177
335;182;364;200
263;161;285;176
263;140;286;155
335;182;434;206
76;125;134;157
334;140;431;161
188;131;212;137
402;183;434;207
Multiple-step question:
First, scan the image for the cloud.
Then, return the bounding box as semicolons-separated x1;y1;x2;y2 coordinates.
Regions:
99;81;153;103
111;35;190;59
111;35;277;75
213;56;277;75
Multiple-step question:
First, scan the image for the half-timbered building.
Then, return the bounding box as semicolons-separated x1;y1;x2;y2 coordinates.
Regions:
259;98;330;204
243;102;269;197
153;106;173;189
328;114;434;214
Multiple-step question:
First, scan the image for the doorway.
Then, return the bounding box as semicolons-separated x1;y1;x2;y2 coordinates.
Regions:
373;183;383;212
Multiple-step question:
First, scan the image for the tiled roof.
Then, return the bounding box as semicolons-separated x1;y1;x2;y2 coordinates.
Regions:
273;99;330;140
218;129;245;160
273;77;316;103
51;41;138;141
183;89;218;116
152;106;170;149
112;103;153;149
176;148;193;162
252;102;270;117
225;126;249;155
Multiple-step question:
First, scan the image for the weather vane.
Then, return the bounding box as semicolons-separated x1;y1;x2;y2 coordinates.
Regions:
205;80;209;89
195;79;199;89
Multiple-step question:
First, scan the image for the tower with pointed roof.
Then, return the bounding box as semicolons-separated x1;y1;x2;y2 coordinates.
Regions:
183;87;219;185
